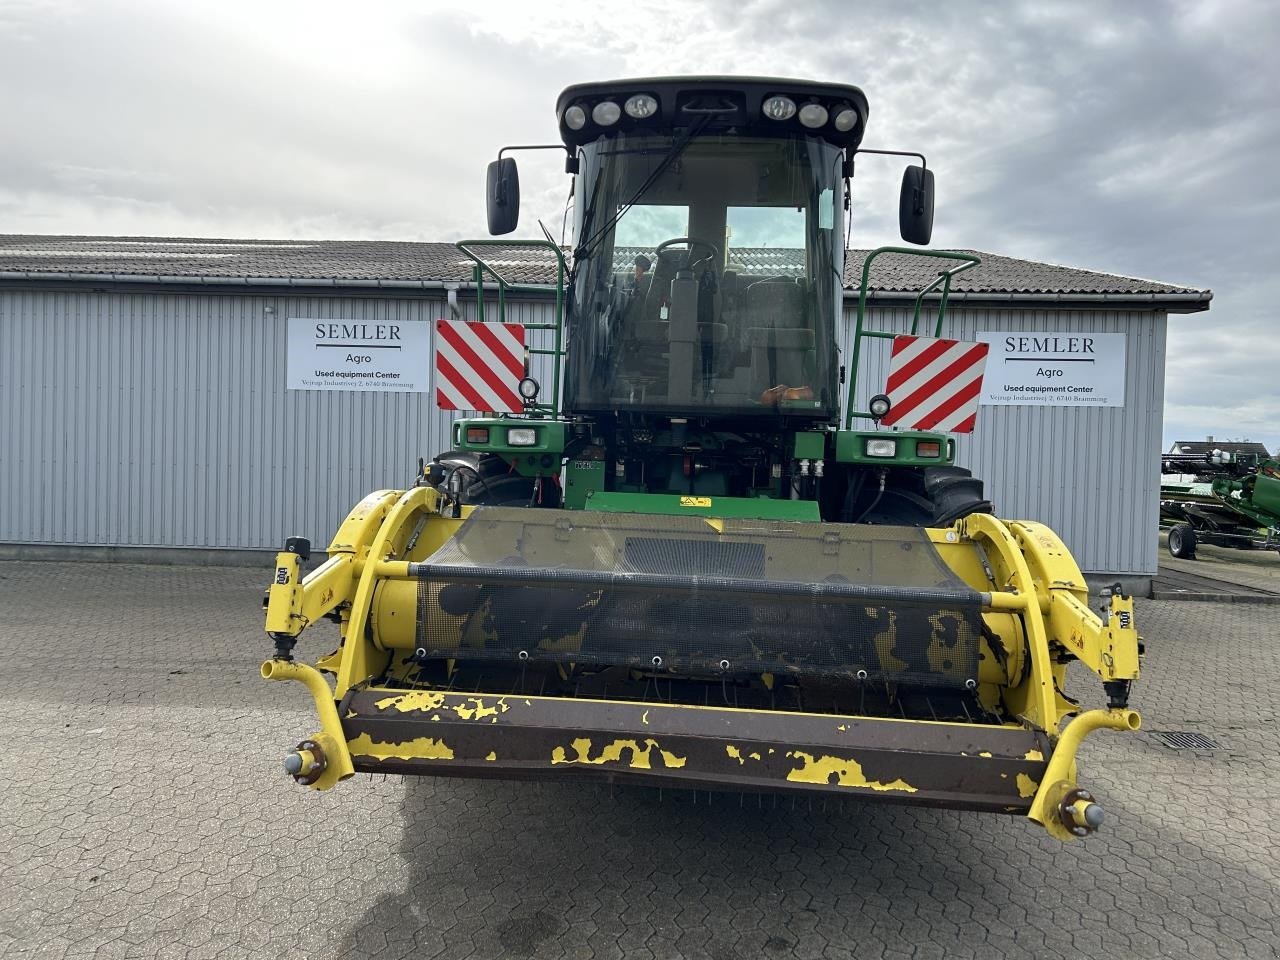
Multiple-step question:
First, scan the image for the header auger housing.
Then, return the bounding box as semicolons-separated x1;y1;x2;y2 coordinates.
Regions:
263;77;1142;841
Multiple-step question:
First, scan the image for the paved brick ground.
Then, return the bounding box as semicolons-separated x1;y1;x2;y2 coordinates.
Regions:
2;560;1278;960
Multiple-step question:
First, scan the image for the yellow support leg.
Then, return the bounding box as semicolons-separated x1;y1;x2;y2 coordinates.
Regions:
1028;707;1142;840
260;659;356;791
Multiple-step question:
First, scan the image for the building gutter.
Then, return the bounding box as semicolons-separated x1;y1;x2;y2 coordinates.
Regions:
0;270;1212;312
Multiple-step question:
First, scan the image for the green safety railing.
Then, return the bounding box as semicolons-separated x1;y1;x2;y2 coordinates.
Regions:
844;247;981;428
454;239;568;417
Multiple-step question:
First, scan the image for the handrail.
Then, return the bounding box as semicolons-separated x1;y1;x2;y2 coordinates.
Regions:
454;239;569;416
844;247;982;428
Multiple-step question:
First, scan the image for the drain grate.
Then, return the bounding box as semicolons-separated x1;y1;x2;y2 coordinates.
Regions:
1151;730;1221;750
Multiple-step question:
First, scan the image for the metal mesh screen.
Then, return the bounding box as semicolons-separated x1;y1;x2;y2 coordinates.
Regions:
411;508;985;686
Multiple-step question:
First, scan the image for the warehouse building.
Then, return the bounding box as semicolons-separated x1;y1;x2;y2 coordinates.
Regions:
0;235;1210;588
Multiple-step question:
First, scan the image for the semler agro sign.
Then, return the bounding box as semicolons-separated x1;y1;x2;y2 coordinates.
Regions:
286;317;432;393
977;332;1126;407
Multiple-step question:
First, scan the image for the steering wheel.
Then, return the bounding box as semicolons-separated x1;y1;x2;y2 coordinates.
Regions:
655;237;721;270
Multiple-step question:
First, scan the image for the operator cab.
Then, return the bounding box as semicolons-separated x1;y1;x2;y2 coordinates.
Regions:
555;79;865;425
484;77;934;432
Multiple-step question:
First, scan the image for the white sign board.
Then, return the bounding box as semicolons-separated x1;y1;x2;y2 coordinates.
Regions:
287;318;431;392
977;332;1126;407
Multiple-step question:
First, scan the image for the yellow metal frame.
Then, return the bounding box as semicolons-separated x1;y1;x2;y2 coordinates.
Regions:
262;492;1143;838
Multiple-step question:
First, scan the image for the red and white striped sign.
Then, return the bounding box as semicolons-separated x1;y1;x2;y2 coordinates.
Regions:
879;335;989;433
434;319;526;412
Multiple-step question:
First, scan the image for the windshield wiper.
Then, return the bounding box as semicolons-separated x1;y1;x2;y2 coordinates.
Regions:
572;116;713;271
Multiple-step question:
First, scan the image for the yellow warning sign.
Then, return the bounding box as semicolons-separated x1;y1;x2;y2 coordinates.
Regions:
679;496;712;508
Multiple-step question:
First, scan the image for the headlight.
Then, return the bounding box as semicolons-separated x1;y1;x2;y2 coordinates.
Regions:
833;107;859;132
865;438;897;458
624;94;658;119
798;103;829;128
563;104;587;130
592;101;621;126
507;427;538;446
762;95;796;120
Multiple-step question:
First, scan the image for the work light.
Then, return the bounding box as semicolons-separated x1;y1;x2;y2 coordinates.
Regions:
624;94;658;119
798;103;829;128
507;427;538;446
833;106;859;132
518;376;540;401
868;394;892;419
592;101;621;126
762;95;796;120
563;104;587;130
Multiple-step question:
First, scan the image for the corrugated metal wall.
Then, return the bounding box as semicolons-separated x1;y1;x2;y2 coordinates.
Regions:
0;288;1164;574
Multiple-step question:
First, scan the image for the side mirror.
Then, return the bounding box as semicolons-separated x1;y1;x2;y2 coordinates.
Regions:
899;165;934;245
486;157;520;236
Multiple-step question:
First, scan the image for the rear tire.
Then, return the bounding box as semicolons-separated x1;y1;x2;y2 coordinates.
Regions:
433;451;553;507
1168;522;1198;560
848;466;993;527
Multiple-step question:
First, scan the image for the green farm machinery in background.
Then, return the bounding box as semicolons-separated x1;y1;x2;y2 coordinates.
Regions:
1160;450;1280;559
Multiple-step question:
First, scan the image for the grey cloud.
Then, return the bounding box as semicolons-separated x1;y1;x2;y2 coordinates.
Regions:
2;0;1276;449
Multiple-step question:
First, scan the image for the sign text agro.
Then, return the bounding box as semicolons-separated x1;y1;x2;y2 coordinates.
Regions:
1002;336;1095;380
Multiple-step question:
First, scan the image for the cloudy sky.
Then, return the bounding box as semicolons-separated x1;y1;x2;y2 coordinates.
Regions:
2;0;1277;450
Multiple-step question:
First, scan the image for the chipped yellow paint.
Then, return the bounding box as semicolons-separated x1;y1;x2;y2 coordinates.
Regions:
1016;772;1040;798
1000;773;1008;779
837;724;848;732
451;696;509;721
641;710;650;725
784;751;918;793
485;751;497;761
551;737;687;770
726;745;744;765
347;732;454;762
979;751;993;758
375;690;447;713
659;750;687;769
749;752;761;761
1024;748;1045;762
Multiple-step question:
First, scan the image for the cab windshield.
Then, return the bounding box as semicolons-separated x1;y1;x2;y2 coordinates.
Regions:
565;132;845;419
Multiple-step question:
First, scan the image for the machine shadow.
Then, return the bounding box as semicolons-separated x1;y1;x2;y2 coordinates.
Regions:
331;774;986;960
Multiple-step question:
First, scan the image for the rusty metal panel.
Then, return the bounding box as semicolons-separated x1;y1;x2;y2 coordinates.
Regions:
341;687;1048;813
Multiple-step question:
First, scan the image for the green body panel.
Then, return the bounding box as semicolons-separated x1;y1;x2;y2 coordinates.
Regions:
1249;461;1280;517
835;430;954;466
583;491;821;521
1211;459;1280;529
453;419;567;455
792;431;827;459
564;458;606;510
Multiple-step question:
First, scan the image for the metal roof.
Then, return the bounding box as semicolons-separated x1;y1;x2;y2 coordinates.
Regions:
0;234;1212;309
1169;441;1271;456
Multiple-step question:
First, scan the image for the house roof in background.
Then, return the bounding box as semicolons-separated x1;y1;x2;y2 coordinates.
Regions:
0;234;1211;308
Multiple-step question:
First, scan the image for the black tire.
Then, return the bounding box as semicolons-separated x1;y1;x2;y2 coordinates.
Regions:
433;451;553;507
1168;522;1197;560
847;465;993;527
